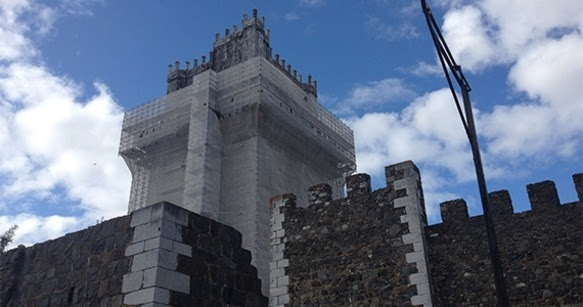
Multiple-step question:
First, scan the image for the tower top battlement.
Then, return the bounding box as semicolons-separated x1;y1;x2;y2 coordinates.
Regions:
167;9;317;97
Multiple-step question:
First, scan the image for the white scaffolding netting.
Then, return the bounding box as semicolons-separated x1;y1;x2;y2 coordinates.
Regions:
119;90;192;157
120;88;194;211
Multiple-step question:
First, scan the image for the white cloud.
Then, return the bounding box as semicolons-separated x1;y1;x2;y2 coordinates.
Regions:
0;214;81;250
479;0;583;60
334;0;583;223
367;16;419;41
410;61;442;77
508;32;583;121
331;78;416;116
339;88;477;222
0;0;130;247
300;0;325;8
441;5;497;72
426;1;583;161
358;89;473;178
284;12;300;21
60;0;104;16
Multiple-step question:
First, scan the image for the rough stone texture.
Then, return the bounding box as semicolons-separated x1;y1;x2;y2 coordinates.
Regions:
269;168;580;306
346;173;371;198
275;172;421;306
0;202;266;307
171;204;267;306
121;201;266;306
308;183;332;206
489;189;514;218
0;216;132;306
427;178;583;306
527;180;560;211
439;199;469;224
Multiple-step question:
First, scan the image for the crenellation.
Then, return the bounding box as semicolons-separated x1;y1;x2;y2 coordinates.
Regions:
488;190;514;217
269;55;317;97
527;180;560;211
272;161;432;306
439;199;469;224
428;175;581;306
345;173;371;198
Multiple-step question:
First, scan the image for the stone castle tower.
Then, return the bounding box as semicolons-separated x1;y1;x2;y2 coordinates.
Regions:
118;9;355;291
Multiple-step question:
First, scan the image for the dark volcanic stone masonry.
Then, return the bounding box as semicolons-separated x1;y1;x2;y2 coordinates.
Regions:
0;215;132;306
270;163;430;306
427;183;582;306
281;188;416;305
170;204;267;306
271;168;582;306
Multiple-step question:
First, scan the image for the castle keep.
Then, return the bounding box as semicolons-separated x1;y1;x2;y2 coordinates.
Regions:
118;9;355;289
1;9;581;307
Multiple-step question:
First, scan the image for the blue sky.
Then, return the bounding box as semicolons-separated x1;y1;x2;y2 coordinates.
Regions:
1;0;581;247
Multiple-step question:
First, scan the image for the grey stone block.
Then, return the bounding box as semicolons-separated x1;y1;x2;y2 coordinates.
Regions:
125;242;145;257
133;220;163;243
270;286;287;297
131;206;153;227
132;249;178;272
159;219;183;241
155;267;190;294
141;303;173;307
122;271;144;293
142;267;157;288
123;287;170;305
145;237;174;251
173;241;192;257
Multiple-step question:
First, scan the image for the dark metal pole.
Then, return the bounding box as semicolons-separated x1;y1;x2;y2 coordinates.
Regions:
461;88;510;306
420;1;510;305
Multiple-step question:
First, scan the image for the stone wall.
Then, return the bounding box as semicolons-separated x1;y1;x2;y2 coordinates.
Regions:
0;202;266;306
427;178;583;306
269;163;581;306
0;215;132;306
1;167;580;306
121;201;267;306
269;161;432;306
